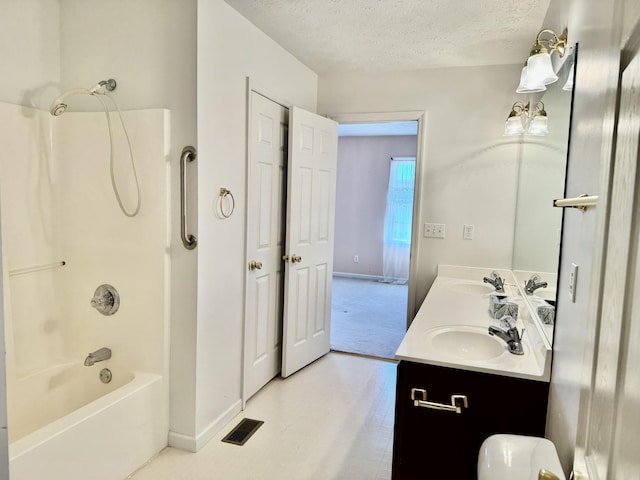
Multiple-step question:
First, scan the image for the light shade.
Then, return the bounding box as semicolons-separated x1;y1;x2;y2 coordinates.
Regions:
527;115;549;136
527;53;558;85
562;63;574;91
504;116;525;136
516;66;547;93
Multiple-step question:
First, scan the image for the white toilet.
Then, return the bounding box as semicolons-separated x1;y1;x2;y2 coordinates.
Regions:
477;434;566;480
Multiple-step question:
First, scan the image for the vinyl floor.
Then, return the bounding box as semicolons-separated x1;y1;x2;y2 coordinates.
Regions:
129;352;397;480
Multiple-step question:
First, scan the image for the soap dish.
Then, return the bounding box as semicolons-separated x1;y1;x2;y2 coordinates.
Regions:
489;294;519;319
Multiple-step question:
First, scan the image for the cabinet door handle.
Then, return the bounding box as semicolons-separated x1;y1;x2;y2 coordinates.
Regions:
410;388;469;414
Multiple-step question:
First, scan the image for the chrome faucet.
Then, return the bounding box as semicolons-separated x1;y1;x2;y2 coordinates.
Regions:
483;271;505;292
84;347;112;366
524;274;548;295
488;316;524;355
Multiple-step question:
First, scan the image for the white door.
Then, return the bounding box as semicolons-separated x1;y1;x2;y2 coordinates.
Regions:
573;28;640;479
281;107;338;378
243;92;288;400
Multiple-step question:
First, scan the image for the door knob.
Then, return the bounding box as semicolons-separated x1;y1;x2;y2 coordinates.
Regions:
249;260;263;271
291;255;302;263
282;254;289;262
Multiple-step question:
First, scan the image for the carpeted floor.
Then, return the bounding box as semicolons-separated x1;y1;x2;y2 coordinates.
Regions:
330;276;408;360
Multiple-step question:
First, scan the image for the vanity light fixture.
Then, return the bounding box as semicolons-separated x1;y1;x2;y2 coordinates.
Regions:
562;63;574;91
516;28;568;93
504;102;527;135
503;101;549;136
527;102;549;136
516;63;547;94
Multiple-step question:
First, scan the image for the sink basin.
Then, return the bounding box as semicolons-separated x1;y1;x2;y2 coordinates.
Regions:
448;281;497;295
533;288;556;302
424;326;506;361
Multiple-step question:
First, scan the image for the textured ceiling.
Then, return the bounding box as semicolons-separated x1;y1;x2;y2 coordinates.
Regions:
225;0;551;73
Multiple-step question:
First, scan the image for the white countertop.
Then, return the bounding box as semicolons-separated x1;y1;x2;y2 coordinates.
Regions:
395;265;552;382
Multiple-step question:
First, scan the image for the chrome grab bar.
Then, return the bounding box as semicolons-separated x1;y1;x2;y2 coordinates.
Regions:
180;146;197;250
411;388;468;414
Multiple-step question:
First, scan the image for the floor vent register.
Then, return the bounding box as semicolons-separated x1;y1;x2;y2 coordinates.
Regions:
221;418;264;446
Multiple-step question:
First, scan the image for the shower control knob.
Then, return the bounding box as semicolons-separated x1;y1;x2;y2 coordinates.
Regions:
90;284;120;316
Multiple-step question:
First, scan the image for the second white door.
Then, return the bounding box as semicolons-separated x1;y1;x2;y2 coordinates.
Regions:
281;107;338;378
243;92;288;400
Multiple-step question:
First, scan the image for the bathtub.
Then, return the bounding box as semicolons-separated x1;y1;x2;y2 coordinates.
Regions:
8;366;167;480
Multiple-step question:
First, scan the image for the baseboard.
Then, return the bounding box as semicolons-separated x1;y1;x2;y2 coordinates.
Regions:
167;431;197;452
168;399;242;452
195;399;243;451
333;272;383;281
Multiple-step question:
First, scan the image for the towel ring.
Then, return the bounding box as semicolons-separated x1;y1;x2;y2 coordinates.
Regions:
218;187;235;218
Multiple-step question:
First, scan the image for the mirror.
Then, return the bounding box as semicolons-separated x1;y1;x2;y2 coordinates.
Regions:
511;48;576;344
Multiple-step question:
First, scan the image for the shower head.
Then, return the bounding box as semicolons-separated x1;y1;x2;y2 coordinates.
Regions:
50;102;68;116
49;87;91;116
48;79;117;116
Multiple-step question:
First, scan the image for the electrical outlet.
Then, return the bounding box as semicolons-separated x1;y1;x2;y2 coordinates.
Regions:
463;224;474;240
569;263;578;302
353;255;359;263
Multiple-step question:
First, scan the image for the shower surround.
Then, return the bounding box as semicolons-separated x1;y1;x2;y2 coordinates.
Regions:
0;103;170;480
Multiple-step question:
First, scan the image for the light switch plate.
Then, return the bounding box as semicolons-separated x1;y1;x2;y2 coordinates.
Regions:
569;263;578;302
463;224;474;240
424;223;446;238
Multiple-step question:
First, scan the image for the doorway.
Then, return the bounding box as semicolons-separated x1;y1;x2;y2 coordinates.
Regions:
330;120;420;360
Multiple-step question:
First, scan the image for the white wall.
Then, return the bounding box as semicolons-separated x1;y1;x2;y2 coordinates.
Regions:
189;0;318;449
319;65;523;311
0;0;60;108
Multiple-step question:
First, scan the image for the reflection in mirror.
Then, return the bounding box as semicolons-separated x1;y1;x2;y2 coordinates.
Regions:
511;47;576;344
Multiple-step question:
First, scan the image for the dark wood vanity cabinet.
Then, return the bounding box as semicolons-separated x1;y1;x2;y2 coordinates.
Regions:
392;361;549;480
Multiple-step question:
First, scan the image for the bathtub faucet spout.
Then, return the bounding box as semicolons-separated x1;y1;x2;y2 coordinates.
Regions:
84;347;111;366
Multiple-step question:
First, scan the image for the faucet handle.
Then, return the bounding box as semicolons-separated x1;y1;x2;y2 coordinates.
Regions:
499;315;517;330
